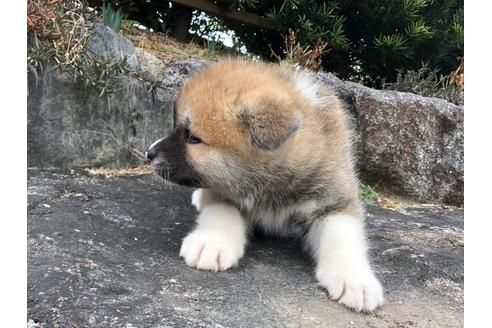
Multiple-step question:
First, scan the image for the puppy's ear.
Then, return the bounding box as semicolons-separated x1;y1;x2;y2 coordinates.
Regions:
238;98;302;151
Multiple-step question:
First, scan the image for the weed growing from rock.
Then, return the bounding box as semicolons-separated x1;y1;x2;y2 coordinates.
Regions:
383;62;464;105
102;1;126;33
27;0;133;96
270;29;328;72
360;184;379;204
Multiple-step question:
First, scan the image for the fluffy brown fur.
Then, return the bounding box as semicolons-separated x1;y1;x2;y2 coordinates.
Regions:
146;59;383;312
173;61;359;215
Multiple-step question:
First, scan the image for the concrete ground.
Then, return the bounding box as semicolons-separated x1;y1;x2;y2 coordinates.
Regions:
27;168;463;328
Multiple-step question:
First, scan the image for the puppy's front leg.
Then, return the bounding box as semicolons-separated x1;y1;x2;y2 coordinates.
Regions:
180;191;248;272
307;211;384;312
191;189;204;211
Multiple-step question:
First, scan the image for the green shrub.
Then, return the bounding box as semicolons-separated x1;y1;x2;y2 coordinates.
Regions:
360;184;379;203
87;0;464;88
102;1;126;33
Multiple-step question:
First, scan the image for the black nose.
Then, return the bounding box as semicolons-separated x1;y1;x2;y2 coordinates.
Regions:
145;149;157;163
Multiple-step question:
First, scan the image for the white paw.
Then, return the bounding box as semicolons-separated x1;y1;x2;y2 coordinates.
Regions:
191;189;203;211
316;268;384;312
179;230;244;272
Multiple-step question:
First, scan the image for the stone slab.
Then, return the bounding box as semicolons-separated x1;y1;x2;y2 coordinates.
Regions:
27;168;463;328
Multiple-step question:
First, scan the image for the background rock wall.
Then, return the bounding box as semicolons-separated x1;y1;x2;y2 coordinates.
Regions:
28;65;173;168
318;74;464;205
27;26;209;168
27;25;463;205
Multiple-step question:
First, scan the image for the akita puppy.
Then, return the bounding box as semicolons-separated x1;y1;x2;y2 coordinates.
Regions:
146;60;384;312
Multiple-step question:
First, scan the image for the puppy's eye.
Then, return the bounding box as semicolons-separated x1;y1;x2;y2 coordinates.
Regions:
184;129;202;144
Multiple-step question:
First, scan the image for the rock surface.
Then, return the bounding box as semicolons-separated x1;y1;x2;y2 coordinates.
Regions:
318;74;464;206
28;168;463;328
27;24;463;205
27;25;206;169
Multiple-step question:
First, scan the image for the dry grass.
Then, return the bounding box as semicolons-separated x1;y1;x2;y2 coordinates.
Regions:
271;29;328;71
383;61;464;105
85;166;152;178
28;0;89;70
377;196;403;212
27;0;135;96
121;22;230;65
448;56;464;88
445;56;464;102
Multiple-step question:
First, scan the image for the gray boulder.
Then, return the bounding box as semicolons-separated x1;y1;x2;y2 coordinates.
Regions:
28;65;173;167
27;25;463;205
28;26;205;168
84;25;139;71
317;74;463;206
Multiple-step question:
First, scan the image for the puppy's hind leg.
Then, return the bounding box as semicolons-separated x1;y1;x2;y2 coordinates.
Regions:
180;196;249;272
306;205;384;312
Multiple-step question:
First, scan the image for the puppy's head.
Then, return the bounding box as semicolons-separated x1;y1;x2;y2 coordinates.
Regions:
146;61;304;198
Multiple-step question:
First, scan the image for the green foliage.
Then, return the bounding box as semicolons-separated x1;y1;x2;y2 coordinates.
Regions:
102;1;126;33
231;0;260;10
267;1;350;50
340;0;463;85
374;34;409;53
87;0;463;89
207;39;219;54
223;0;463;86
360;184;379;203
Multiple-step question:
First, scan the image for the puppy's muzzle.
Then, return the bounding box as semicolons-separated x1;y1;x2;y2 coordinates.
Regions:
145;133;203;188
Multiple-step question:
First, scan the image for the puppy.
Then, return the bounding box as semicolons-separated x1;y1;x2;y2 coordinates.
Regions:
145;60;384;312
